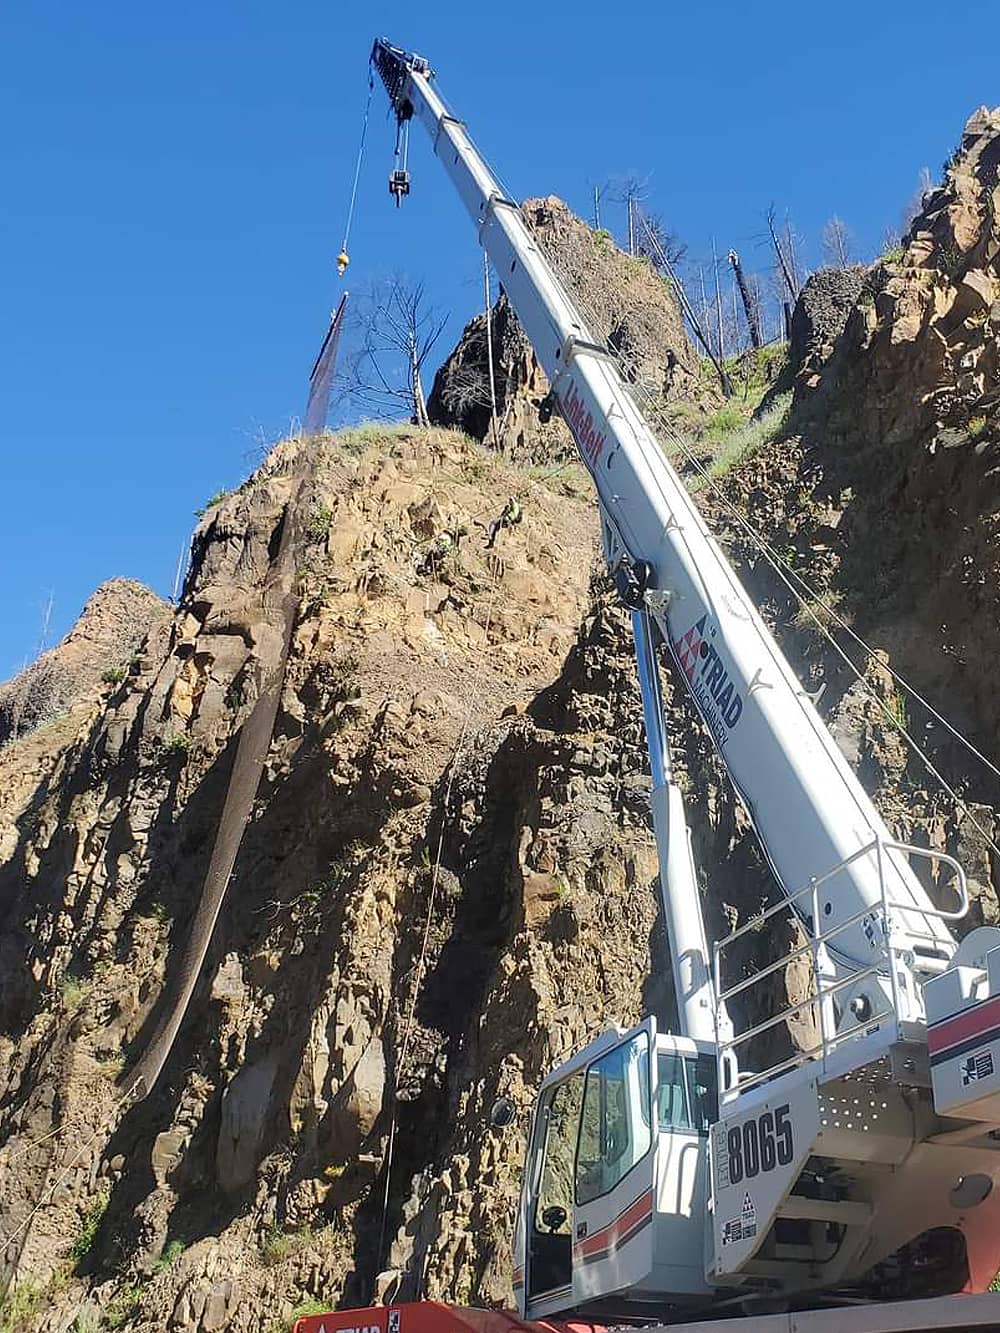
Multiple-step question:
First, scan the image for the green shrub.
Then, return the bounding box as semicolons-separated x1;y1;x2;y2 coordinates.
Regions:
105;1282;143;1330
163;732;190;756
72;1190;110;1262
262;1225;315;1267
155;1238;187;1273
305;503;332;542
0;1279;42;1333
968;415;988;439
289;1300;330;1328
881;244;905;265
101;666;127;686
938;245;963;279
61;973;91;1011
703;403;747;444
704;394;793;482
885;688;908;731
194;489;234;518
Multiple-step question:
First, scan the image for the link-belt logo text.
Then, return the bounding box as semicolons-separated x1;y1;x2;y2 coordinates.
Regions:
672;614;743;739
561;381;606;466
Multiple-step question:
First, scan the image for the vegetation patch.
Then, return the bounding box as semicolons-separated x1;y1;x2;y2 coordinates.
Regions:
61;973;91;1011
305;502;332;542
689;393;793;492
194;488;234;518
333;420;414;454
105;1282;143;1330
0;1279;42;1333
154;1239;187;1273
262;1224;317;1268
72;1190;110;1263
703;402;747;444
885;687;908;731
791;588;848;638
525;461;589;498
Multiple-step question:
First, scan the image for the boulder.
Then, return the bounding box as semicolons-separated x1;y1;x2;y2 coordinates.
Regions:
216;1054;279;1192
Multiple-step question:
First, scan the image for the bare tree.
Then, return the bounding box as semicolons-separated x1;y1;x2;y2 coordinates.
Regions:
345;277;448;425
635;210;687;268
899;165;935;238
605;173;653;255
728;250;763;349
588;179;612;230
634;206;732;396
765;206;801;337
822;215;855;269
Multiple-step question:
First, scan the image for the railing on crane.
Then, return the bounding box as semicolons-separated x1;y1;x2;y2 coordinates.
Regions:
713;838;969;1100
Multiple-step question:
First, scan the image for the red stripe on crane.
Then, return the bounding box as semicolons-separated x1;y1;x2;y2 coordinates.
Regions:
573;1188;654;1261
928;994;1000;1055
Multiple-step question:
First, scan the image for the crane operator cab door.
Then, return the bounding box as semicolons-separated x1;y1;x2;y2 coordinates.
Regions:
516;1020;715;1322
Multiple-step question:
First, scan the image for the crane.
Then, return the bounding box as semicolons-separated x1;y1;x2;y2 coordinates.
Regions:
316;37;1000;1332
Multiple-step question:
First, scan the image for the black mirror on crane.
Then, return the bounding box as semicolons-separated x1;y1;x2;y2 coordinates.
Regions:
540;1205;567;1233
490;1095;517;1129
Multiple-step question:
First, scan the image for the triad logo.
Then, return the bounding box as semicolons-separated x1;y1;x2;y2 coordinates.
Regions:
674;615;706;683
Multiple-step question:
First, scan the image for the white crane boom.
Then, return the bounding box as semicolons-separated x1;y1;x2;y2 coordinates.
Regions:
370;39;953;1007
371;37;1000;1323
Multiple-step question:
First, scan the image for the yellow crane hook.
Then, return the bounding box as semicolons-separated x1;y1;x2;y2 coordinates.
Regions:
336;249;350;277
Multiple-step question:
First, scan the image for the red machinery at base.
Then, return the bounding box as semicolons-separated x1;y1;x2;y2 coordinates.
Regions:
293;1308;603;1333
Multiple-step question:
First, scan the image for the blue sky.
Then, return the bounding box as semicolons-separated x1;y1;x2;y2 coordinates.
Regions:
1;0;996;677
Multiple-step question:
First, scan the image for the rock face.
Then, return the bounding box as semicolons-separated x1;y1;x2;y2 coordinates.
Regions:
0;427;656;1330
2;110;1000;1333
769;264;868;399
789;105;1000;747
429;197;700;461
0;578;169;747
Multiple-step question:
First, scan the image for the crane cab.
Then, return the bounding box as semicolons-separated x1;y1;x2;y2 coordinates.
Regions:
514;1018;717;1323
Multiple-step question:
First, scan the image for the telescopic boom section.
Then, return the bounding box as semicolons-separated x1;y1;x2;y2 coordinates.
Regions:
369;39;956;1025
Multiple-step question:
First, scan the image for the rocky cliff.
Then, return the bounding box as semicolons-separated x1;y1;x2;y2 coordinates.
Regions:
0;581;169;750
0;428;675;1332
1;108;999;1333
428;197;704;461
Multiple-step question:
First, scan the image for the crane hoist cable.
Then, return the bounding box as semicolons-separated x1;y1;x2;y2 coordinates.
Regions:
389;116;411;205
337;68;374;276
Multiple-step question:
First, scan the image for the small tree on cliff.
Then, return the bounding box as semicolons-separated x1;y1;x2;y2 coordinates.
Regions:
345;277;448;426
822;216;855;269
635;210;687;268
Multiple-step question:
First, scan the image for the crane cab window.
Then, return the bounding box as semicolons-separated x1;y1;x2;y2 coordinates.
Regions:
657;1051;717;1136
529;1071;584;1299
533;1072;584;1236
575;1031;651;1205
